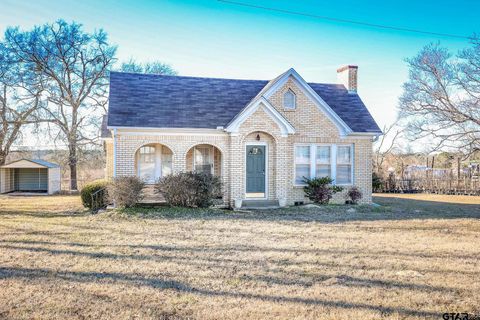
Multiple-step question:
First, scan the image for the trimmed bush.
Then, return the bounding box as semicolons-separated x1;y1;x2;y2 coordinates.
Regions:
108;176;145;208
80;179;109;209
372;172;383;192
156;172;222;208
345;186;363;204
303;176;343;205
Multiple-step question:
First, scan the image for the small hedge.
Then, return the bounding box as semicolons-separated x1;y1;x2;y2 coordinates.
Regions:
107;176;145;208
303;176;343;205
81;179;109;209
345;186;363;204
156;172;222;208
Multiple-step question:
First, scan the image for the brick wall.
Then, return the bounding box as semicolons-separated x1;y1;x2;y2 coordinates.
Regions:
105;140;114;179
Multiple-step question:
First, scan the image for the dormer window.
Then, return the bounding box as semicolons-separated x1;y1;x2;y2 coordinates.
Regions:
283;89;296;110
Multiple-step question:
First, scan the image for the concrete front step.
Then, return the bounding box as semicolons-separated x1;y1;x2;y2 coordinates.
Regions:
241;199;280;210
139;185;166;206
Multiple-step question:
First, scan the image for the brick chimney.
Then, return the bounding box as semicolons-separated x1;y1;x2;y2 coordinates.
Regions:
337;65;358;93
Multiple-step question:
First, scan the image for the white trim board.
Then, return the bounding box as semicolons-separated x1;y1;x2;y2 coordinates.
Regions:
226;97;295;136
1;159;48;169
109;127;228;136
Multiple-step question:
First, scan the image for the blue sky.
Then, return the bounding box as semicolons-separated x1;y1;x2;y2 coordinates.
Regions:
1;0;478;134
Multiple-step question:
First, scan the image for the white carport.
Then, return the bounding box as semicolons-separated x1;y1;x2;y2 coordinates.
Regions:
0;159;61;195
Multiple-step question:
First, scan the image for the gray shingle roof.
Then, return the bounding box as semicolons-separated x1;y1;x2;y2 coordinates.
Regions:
107;71;381;133
29;159;60;168
308;83;381;133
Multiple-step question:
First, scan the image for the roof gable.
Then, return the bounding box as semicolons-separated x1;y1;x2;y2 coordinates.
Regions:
261;68;353;136
1;159;59;168
226;97;295;136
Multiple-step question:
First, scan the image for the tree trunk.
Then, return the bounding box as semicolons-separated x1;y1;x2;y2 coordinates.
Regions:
69;143;78;191
0;150;6;166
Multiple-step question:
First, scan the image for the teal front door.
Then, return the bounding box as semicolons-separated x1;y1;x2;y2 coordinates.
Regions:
246;145;266;194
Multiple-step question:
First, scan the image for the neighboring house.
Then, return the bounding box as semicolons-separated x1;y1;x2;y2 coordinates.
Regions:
102;67;381;207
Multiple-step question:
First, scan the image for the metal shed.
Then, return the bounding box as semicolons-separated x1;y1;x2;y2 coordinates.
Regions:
0;159;61;195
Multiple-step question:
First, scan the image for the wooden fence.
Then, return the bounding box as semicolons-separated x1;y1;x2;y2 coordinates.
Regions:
381;173;480;196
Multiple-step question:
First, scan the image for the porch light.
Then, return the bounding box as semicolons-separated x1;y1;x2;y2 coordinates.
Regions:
256;134;260;141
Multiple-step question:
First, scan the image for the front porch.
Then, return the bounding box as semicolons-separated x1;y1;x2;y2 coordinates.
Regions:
134;143;224;205
135;143;223;184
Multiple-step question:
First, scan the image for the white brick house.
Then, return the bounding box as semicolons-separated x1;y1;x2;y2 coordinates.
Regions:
102;67;381;207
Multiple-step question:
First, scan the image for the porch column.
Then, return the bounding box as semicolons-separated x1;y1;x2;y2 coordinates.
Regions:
172;150;187;174
172;143;188;173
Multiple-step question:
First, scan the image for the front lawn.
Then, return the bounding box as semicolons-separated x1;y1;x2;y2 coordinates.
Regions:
0;194;479;319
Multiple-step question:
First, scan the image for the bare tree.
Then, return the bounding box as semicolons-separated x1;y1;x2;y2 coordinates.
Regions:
400;38;480;155
373;121;403;176
0;41;43;165
119;58;177;75
3;20;116;190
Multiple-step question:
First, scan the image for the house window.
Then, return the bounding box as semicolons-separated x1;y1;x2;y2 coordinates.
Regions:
283;89;296;109
194;146;213;174
139;146;155;163
336;145;352;184
295;146;311;184
316;146;331;178
294;144;354;185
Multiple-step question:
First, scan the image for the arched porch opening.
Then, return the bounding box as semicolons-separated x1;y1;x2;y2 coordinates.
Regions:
134;143;173;184
185;144;222;177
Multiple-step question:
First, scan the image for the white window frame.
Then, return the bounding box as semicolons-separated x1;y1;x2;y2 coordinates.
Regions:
294;144;312;185
315;144;332;179
283;89;296;110
335;144;354;186
293;143;354;186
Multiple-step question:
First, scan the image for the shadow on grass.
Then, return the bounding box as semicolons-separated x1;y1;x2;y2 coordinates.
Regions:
1;240;477;278
0;210;88;218
1;239;478;261
115;196;480;223
0;266;444;318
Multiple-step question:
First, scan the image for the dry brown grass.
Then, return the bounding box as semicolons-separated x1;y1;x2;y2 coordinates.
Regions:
0;194;479;319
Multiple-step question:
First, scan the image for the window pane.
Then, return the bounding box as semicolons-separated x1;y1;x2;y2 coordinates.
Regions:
295;164;310;184
316;146;330;163
316;164;331;178
162;152;172;176
336;164;352;184
139;146;155;163
195;147;211;165
295;146;310;163
284;90;295;109
337;146;351;164
194;146;213;174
